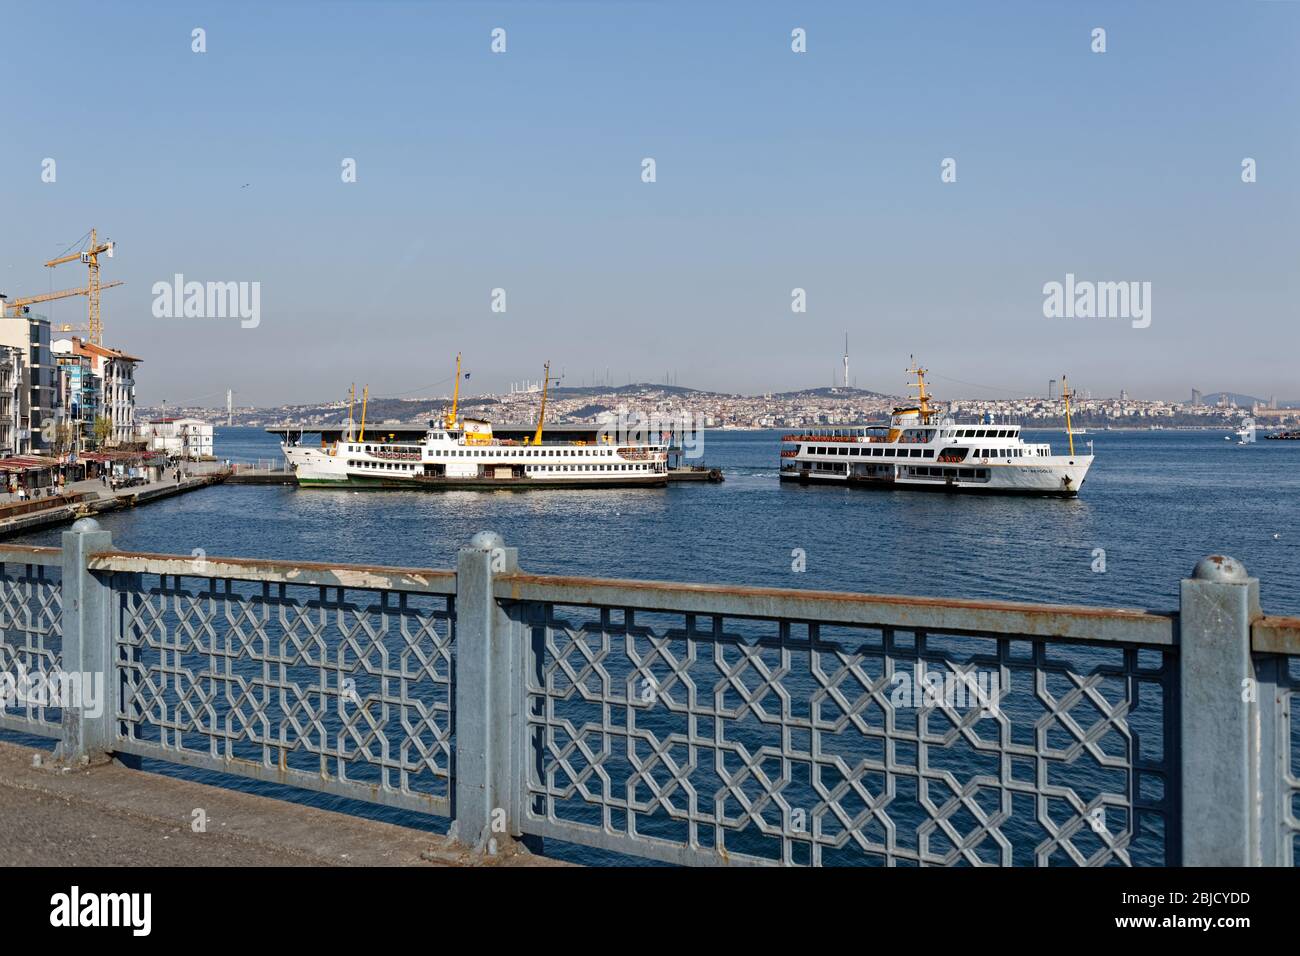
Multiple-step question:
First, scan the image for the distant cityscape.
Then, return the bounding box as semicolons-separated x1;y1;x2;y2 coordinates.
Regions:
141;382;1299;432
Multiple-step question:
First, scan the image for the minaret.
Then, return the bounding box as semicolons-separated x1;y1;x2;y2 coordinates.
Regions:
842;333;849;389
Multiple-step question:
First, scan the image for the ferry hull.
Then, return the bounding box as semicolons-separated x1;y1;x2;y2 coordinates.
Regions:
297;474;668;490
780;456;1093;497
780;471;1085;497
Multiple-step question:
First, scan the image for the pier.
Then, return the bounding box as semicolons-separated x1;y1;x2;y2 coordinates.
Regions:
1;525;1295;866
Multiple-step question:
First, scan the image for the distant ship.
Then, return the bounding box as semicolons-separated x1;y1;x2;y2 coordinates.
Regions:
779;363;1094;497
282;356;668;489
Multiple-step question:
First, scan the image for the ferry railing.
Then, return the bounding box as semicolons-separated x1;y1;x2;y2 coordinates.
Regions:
0;521;1294;866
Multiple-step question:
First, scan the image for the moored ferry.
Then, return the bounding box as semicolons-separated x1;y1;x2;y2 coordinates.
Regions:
282;358;669;489
779;363;1094;497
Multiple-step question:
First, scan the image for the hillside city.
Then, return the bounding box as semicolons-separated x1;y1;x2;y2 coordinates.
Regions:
143;382;1299;433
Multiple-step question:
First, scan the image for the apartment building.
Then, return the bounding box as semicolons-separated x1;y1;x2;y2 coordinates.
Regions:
53;337;140;446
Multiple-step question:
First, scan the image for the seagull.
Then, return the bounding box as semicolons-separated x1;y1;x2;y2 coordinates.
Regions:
240;183;251;189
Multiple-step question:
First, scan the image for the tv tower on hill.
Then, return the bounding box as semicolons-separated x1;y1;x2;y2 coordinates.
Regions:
842;333;849;389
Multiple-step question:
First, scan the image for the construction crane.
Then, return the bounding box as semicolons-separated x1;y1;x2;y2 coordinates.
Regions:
0;281;124;321
43;228;116;345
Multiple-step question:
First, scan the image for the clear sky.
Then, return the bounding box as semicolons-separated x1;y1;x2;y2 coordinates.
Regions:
2;0;1296;406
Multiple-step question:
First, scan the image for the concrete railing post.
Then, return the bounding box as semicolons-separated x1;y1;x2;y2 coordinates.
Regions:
1179;554;1262;865
55;517;115;764
450;530;519;853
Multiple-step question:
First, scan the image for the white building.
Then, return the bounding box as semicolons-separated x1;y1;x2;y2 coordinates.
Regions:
0;345;22;457
53;338;139;446
138;417;214;458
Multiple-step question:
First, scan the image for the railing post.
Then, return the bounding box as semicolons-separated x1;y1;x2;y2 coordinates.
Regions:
450;530;519;853
55;517;115;763
1179;554;1262;865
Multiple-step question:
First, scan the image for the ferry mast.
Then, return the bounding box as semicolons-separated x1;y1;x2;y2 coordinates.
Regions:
907;358;935;425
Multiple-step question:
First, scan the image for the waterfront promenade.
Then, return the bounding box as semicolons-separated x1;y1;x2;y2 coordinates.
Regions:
0;740;558;867
0;473;220;539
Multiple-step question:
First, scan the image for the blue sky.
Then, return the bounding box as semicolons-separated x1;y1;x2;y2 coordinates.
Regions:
2;1;1296;405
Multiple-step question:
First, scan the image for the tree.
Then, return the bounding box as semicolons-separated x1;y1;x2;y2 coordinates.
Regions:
92;416;113;448
54;421;75;456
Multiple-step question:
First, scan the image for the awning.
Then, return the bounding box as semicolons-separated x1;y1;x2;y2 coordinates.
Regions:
0;456;61;473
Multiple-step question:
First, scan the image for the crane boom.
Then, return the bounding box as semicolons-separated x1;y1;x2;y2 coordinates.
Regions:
0;281;123;318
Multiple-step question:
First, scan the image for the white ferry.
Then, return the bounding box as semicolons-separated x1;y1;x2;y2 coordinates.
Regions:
282;358;669;489
779;364;1094;497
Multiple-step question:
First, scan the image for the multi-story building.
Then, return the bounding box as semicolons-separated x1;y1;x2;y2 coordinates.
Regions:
54;350;100;450
0;346;23;457
0;313;57;453
138;417;214;458
53;337;140;446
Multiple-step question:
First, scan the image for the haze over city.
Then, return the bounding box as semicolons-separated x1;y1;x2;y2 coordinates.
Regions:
2;0;1296;406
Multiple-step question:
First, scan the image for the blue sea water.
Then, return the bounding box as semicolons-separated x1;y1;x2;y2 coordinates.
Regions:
17;426;1298;613
6;426;1296;864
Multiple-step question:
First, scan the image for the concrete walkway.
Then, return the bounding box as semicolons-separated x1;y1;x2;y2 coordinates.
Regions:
0;474;220;540
0;740;561;867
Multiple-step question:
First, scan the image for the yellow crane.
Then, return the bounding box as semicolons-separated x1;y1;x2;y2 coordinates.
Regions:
44;228;116;345
531;361;552;445
0;280;124;321
1062;374;1075;457
358;385;370;442
444;353;463;430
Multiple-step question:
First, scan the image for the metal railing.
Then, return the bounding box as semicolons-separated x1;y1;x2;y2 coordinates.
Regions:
0;521;1295;867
